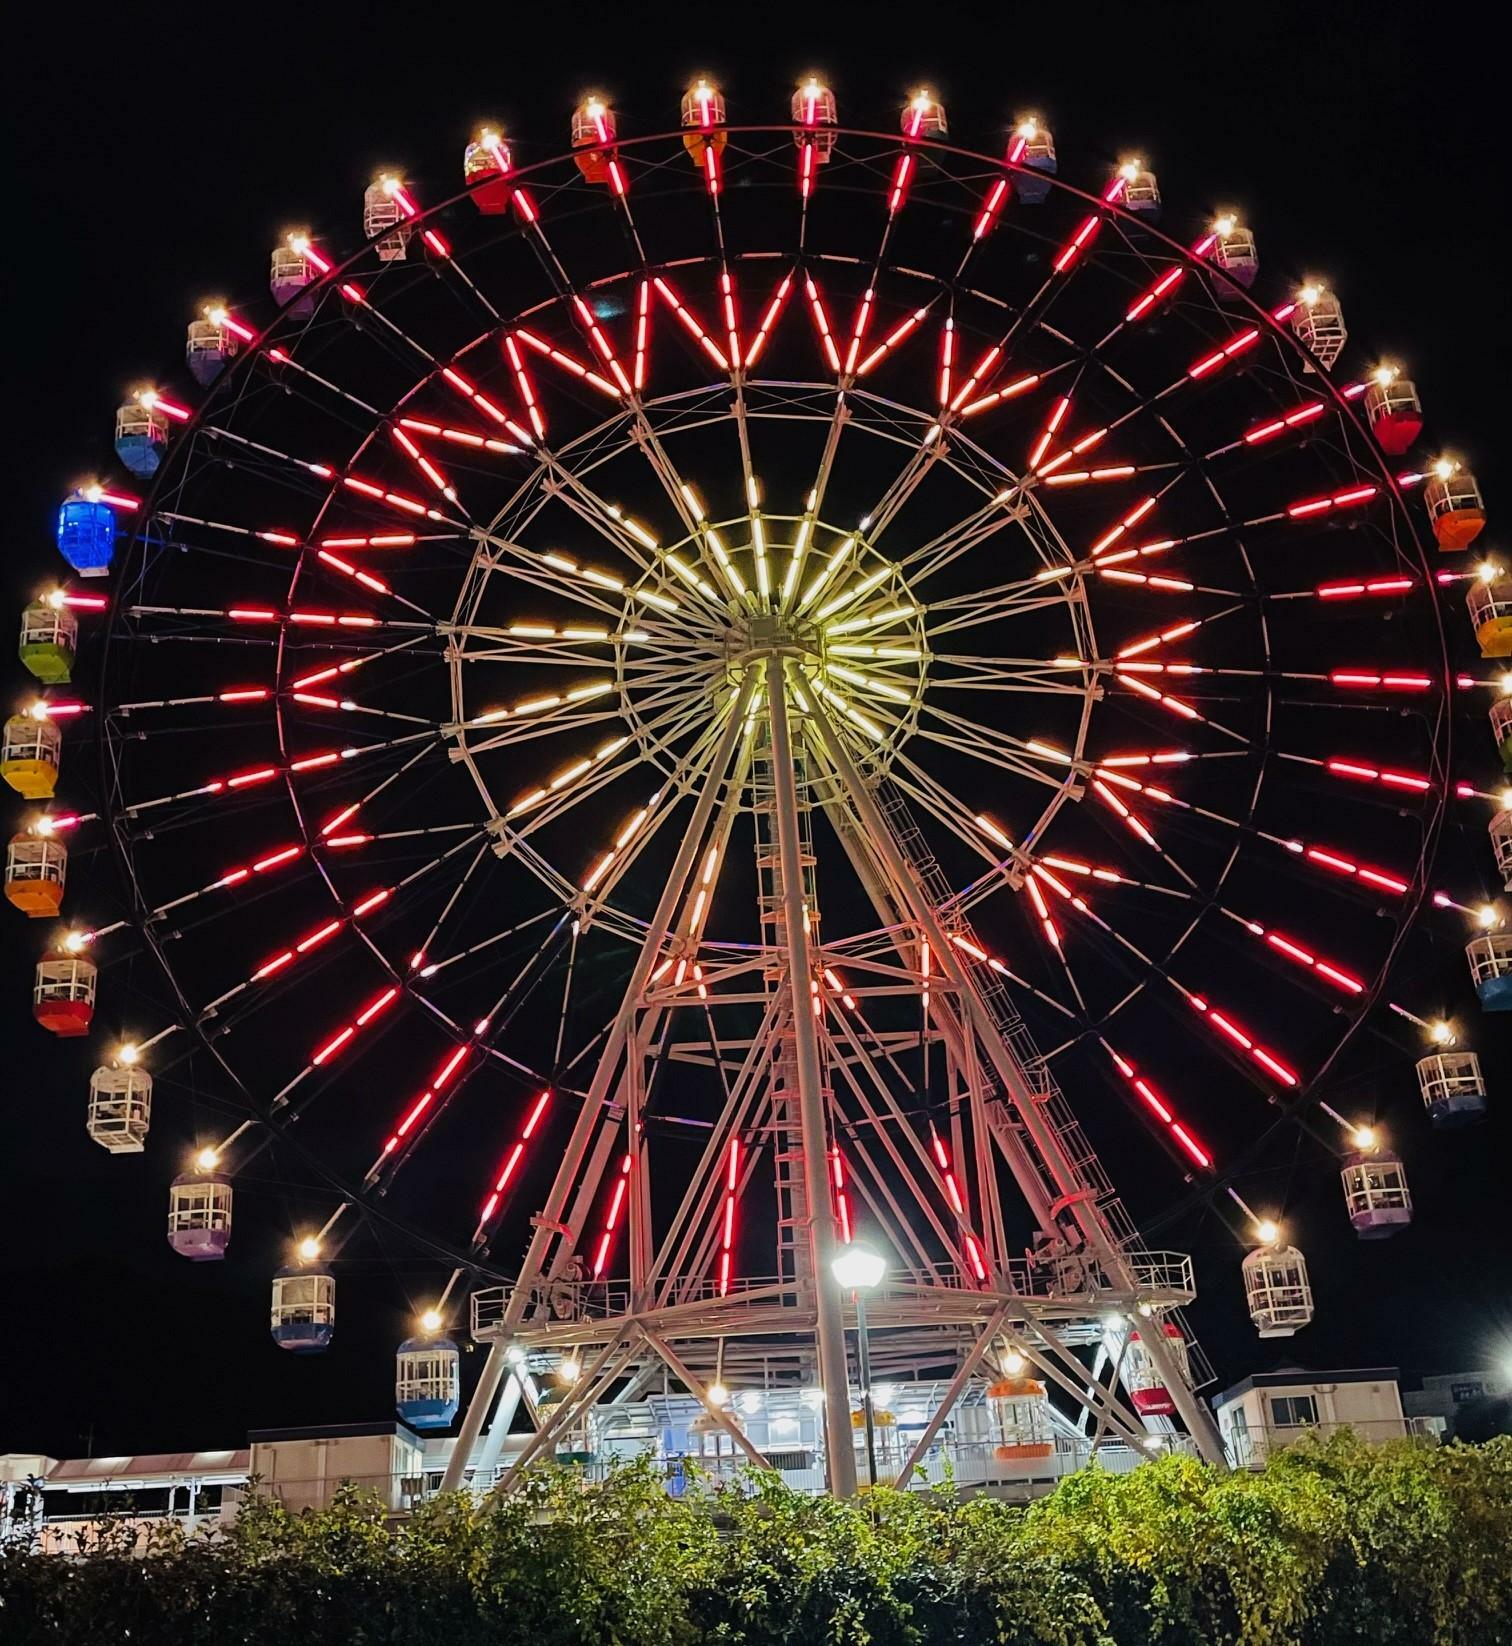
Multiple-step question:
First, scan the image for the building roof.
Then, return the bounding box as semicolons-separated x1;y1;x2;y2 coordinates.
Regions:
1213;1367;1399;1408
249;1421;422;1445
44;1450;249;1486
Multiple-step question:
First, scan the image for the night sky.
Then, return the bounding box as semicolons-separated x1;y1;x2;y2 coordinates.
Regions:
5;1;1509;1464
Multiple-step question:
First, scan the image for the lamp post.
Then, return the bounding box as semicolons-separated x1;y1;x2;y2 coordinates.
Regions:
831;1244;886;1491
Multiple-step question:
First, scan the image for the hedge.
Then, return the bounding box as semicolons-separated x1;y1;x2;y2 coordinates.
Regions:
2;1431;1509;1644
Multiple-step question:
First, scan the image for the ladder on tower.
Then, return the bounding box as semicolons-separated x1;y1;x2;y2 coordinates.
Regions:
752;730;820;1294
869;777;1214;1389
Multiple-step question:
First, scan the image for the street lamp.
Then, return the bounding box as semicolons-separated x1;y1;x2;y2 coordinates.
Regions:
831;1244;886;1489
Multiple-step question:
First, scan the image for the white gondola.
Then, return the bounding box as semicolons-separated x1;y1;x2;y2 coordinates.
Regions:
1468;579;1512;659
463;131;512;214
395;1334;460;1429
571;99;619;186
791;78;838;161
2;712;61;799
1340;1148;1411;1238
363;178;411;262
681;79;727;131
901;90;947;139
168;1170;233;1261
1361;366;1422;454
113;398;170;478
5;831;67;917
1489;811;1512;890
1012;117;1056;204
1208;215;1258;301
1415;1050;1487;1127
270;240;318;315
1423;462;1486;552
87;1064;152;1153
985;1374;1054;1462
1466;930;1512;1010
1242;1242;1313;1337
18;598;78;684
185;315;240;386
1290;284;1347;371
1125;1321;1190;1416
1119;161;1161;217
33;949;95;1036
271;1264;336;1353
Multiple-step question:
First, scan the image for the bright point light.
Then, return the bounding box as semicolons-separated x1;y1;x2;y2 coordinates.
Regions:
1214;213;1237;237
1430;1019;1454;1045
1101;1311;1125;1332
831;1244;886;1290
84;484;104;503
45;588;66;609
505;1343;526;1366
207;305;229;327
289;233;311;254
137;389;160;410
118;1042;140;1066
873;1383;896;1407
62;929;87;954
1299;283;1322;306
1352;1125;1376;1150
1500;674;1512;697
33;814;55;836
1477;904;1498;929
1016;116;1039;139
29;700;50;720
1003;1348;1027;1374
380;174;401;196
420;1308;444;1334
1433;458;1457;481
1255;1219;1281;1245
707;1381;730;1407
1373;364;1398;386
1479;562;1499;583
196;1147;220;1171
559;1356;582;1384
298;1236;321;1261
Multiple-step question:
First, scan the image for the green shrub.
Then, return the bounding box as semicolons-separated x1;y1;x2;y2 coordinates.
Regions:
3;1437;1509;1645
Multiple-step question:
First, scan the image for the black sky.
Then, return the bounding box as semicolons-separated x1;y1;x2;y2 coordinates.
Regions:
4;0;1510;1462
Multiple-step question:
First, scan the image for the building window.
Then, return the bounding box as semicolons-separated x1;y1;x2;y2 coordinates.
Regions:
1226;1406;1252;1465
1268;1394;1319;1429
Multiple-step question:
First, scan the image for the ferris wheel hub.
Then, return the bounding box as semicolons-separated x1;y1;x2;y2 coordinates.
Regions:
725;610;823;665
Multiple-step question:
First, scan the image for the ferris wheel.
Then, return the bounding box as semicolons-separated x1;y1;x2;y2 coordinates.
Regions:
8;78;1504;1495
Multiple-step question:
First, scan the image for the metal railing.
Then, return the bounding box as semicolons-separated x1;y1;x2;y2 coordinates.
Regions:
1224;1416;1412;1468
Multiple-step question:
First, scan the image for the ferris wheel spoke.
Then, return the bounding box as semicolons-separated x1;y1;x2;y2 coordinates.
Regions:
489;688;717;846
457;670;698;758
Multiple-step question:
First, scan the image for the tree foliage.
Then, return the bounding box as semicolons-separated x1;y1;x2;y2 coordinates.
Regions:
2;1434;1509;1645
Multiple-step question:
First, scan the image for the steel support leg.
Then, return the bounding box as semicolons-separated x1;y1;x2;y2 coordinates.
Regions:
765;656;857;1497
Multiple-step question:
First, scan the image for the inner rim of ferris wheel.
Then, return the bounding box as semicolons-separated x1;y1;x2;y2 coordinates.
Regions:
22;100;1494;1491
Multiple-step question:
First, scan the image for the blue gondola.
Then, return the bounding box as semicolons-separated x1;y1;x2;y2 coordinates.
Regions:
395;1335;459;1429
271;1264;336;1353
55;493;117;577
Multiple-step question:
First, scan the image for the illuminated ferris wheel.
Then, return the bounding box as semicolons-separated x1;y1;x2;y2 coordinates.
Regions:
7;78;1503;1494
